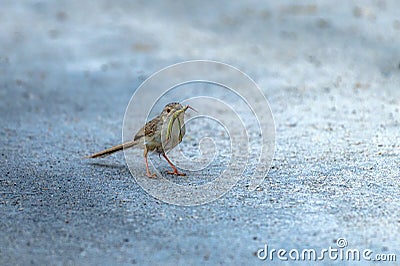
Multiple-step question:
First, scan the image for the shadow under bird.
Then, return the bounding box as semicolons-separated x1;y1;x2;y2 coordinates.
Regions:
86;102;196;177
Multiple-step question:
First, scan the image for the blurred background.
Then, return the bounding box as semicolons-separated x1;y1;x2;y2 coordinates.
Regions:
1;1;399;264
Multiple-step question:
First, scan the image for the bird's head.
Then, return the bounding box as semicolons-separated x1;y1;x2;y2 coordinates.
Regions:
161;102;196;119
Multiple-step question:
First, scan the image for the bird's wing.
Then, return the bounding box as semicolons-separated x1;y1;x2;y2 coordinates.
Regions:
134;116;158;141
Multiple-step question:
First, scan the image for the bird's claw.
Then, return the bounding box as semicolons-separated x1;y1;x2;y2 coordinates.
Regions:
146;172;157;178
166;171;186;176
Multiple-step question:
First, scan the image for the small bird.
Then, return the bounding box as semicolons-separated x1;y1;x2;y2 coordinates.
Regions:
86;102;195;178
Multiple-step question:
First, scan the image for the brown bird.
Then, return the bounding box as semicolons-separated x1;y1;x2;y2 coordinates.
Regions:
86;102;195;177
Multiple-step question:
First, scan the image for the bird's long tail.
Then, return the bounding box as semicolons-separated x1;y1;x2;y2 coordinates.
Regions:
85;140;138;158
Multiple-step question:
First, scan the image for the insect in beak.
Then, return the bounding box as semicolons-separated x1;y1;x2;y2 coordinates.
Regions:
165;105;197;142
183;105;197;113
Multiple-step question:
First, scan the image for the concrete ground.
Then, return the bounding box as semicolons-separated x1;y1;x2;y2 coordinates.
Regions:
1;1;399;265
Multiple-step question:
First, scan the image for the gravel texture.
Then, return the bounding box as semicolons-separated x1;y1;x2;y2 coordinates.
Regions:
1;1;399;265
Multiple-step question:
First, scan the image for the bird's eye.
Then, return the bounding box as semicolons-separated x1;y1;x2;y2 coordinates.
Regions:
166;108;171;113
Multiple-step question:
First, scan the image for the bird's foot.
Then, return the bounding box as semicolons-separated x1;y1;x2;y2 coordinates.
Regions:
146;172;157;178
166;170;186;176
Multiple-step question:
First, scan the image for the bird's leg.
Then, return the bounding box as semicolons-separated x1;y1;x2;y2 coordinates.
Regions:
162;153;186;176
144;147;156;178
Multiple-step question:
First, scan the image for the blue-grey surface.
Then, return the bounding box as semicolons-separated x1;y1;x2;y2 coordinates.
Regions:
1;1;399;265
